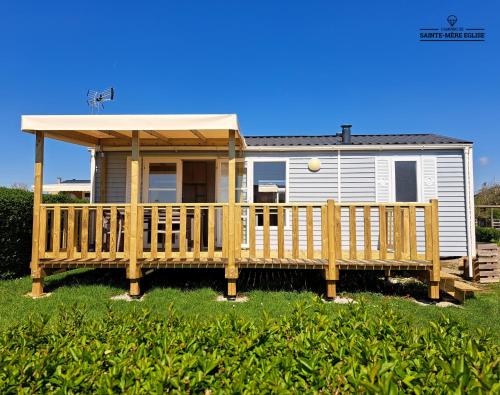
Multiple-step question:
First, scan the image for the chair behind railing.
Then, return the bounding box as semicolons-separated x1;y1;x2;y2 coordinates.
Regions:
39;204;130;260
138;203;227;260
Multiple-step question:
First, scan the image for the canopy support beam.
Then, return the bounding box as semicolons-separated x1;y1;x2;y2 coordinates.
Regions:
31;131;45;297
128;131;142;297
190;129;207;143
145;130;172;144
226;130;237;299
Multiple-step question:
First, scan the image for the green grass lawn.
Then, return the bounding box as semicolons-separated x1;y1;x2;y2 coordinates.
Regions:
1;269;499;393
0;268;499;341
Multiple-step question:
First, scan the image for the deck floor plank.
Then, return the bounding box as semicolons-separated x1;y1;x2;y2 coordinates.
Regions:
40;257;432;270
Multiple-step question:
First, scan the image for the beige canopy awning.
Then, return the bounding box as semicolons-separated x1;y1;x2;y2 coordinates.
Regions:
21;114;245;148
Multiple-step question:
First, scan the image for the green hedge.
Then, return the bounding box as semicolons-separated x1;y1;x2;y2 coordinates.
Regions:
0;187;84;279
0;302;498;393
476;226;500;244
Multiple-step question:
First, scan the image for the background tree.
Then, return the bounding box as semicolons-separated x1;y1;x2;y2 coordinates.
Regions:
475;183;500;226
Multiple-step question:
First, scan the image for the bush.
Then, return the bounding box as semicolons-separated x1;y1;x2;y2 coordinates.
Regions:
0;187;84;279
0;302;498;393
476;226;500;243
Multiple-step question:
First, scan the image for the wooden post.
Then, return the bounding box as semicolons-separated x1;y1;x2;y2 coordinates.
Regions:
326;199;337;299
128;131;141;297
429;199;441;299
226;130;237;299
31;131;45;297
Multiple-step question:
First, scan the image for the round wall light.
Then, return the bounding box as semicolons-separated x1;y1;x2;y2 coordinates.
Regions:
308;158;321;172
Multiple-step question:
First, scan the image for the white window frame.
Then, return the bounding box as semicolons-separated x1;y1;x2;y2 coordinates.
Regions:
138;157;183;203
215;158;247;203
388;155;422;202
247;157;290;229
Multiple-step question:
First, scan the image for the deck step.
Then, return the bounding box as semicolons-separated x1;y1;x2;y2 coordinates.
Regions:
439;272;481;303
454;281;481;292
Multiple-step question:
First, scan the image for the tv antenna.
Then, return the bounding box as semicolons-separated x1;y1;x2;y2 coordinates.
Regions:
87;87;115;113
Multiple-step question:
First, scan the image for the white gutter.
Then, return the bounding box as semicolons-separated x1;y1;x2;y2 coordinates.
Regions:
337;150;342;202
89;149;96;203
463;146;476;278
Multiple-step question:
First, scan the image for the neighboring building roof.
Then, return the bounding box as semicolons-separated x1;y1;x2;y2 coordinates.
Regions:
61;179;90;184
40;179;91;193
244;133;472;147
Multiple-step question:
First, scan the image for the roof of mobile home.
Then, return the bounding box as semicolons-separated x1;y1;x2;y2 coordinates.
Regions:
245;134;471;146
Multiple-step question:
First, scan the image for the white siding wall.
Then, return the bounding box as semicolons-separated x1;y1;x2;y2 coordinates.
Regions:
436;151;467;256
98;149;469;257
94;152;128;203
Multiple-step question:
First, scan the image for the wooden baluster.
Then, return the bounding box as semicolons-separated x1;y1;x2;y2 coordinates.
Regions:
52;206;61;257
263;206;270;258
363;206;372;260
165;206;172;258
335;205;342;259
151;206;158;259
61;209;68;254
402;207;410;259
249;205;256;258
379;206;387;259
137;206;144;259
110;206;117;260
424;205;433;261
278;206;285;258
292;206;299;258
38;206;47;259
394;206;402;260
208;206;215;259
321;206;328;259
66;207;75;260
307;206;314;259
222;205;228;257
81;206;89;259
409;206;417;260
179;206;187;258
95;207;102;259
193;206;201;259
349;206;357;259
234;205;241;259
124;206;130;259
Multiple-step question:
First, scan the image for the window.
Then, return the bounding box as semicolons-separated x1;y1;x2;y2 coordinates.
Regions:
253;161;286;225
218;161;247;203
394;161;417;202
148;163;177;203
236;162;247;203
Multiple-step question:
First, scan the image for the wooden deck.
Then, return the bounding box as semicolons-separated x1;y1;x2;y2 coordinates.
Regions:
26;127;444;300
39;257;433;270
32;199;441;300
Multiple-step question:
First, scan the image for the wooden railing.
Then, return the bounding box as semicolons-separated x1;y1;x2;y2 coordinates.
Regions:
237;203;328;260
335;202;437;261
39;203;130;260
138;203;227;260
38;200;440;268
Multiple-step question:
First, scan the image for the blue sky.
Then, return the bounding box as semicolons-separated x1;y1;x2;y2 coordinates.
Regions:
0;0;498;189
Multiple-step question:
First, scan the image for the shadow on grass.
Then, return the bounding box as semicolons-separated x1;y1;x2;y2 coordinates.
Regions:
44;268;430;299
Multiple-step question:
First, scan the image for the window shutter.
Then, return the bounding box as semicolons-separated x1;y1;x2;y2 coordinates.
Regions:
376;158;391;202
421;156;438;201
